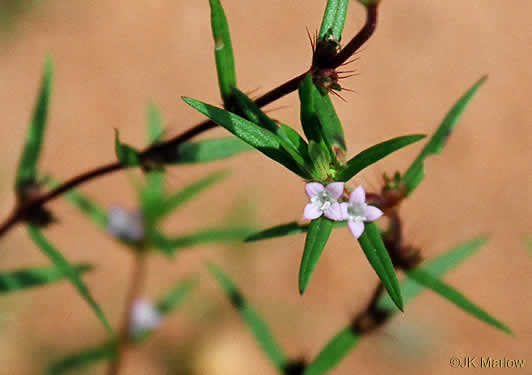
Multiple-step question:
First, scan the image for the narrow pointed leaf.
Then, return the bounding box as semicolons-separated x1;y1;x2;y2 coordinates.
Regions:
60;185;108;228
155;278;197;315
114;129;140;167
358;223;403;311
209;0;236;104
15;57;53;192
337;135;426;182
299;217;334;295
408;268;512;335
147;102;164;145
279;123;310;160
27;225;112;334
377;236;488;312
141;170;166;227
299;74;327;146
46;342;116;375
168;137;253;164
313;89;346;151
0;264;92;295
151;226;254;255
318;0;350;41
304;326;360;375
403;76;487;195
208;263;287;371
157;170;229;220
245;221;347;242
182;97;307;177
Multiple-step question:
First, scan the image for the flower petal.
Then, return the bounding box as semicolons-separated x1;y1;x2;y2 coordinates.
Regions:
325;182;345;200
325;202;346;221
348;220;365;239
364;205;383;222
304;203;323;220
350;185;366;204
305;182;325;198
340;202;350;219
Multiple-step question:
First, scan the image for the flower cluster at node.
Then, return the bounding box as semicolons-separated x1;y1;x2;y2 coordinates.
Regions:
129;298;162;337
107;205;145;243
303;183;383;238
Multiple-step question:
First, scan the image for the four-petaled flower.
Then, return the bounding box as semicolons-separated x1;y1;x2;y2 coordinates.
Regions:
129;298;162;337
304;182;346;221
340;185;383;238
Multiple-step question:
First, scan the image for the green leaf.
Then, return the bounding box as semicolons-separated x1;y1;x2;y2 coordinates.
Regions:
157;170;229;221
63;187;108;228
155;278;197;315
27;225;112;334
403;76;487;195
408;268;512;335
151;226;254;256
168;137;253;164
304;326;360;375
358;223;403;311
147;102;164;145
318;0;350;41
0;264;92;295
140;170;166;227
114;129;140;167
279;123;310;160
313;89;346;151
298;74;326;145
336;135;426;182
245;221;347;242
209;0;236;104
207;263;287;371
299;217;334;295
182;97;307;177
15;57;53;192
46;342;116;375
377;236;488;312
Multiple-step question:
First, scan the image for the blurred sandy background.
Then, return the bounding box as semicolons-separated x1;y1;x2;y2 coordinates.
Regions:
0;0;531;374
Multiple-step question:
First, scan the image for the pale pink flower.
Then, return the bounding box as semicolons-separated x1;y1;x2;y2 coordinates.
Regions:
340;185;383;238
303;182;345;221
129;298;162;337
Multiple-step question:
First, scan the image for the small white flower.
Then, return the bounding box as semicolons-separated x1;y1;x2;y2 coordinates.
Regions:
129;298;162;337
340;186;383;238
303;182;345;221
107;205;144;242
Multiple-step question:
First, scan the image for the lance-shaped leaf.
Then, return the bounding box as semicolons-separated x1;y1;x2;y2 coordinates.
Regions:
156;170;230;221
209;0;236;105
279;123;310;160
313;89;346;151
299;217;334;295
245;221;347;242
0;264;92;295
140;170;166;227
114;129;140;167
207;263;287;372
151;226;254;256
407;268;512;335
318;0;350;41
358;223;403;311
147;102;164;145
377;236;489;312
15;57;53;192
46;278;196;374
27;225;112;334
304;325;360;375
298;74;327;147
168;137;253;164
402;76;487;195
336;135;426;182
183;97;308;177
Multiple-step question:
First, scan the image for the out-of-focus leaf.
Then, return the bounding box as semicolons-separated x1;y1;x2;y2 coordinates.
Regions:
114;129;140;167
209;0;236;105
182;97;308;177
61;186;108;228
377;236;488;312
358;223;403;311
152;226;254;255
299;217;334;295
318;0;350;41
208;263;287;372
408;268;512;335
46;342;116;375
27;225;112;334
147;102;164;145
313;85;346;151
155;278;197;315
15;57;53;192
168;137;253;164
402;76;487;195
157;170;229;220
304;326;360;375
140;170;165;227
336;135;425;182
0;264;92;295
245;221;347;242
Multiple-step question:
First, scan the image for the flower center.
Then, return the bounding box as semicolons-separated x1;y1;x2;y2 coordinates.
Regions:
347;203;367;222
311;190;334;211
